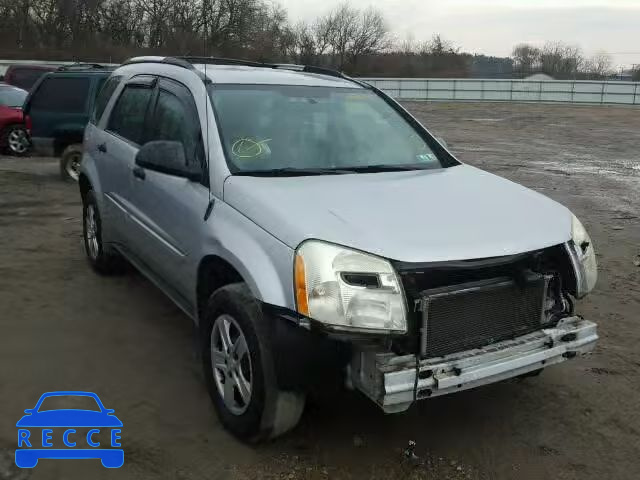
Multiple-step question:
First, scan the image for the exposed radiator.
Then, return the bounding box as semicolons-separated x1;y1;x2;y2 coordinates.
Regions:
419;274;550;358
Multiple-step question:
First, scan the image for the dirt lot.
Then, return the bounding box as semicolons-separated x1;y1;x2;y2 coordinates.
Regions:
0;102;638;480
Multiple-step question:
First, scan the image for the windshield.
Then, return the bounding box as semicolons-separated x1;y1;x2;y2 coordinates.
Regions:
209;85;450;175
0;86;27;108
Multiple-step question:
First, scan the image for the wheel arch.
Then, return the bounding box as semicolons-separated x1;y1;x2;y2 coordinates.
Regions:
53;128;84;156
197;255;245;321
195;244;293;325
195;201;295;325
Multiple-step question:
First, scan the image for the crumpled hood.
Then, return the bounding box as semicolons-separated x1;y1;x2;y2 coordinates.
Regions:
224;165;573;263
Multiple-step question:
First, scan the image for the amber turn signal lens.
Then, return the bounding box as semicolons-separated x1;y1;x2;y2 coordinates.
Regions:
294;254;309;316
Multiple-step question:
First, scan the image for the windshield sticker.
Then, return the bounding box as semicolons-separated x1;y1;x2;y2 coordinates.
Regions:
416;153;438;163
232;138;272;158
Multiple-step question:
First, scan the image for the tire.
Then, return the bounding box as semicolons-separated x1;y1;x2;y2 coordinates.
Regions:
1;124;30;156
83;190;126;275
60;143;83;181
201;283;305;442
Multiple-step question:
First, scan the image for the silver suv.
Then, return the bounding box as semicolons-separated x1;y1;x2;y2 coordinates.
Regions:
79;56;599;442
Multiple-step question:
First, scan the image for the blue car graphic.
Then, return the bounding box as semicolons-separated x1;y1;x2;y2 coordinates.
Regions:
15;391;123;468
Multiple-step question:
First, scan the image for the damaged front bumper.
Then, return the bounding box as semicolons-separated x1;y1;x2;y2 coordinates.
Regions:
350;316;597;413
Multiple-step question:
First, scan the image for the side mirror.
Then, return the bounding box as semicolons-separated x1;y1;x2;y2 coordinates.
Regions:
135;140;201;182
436;136;448;149
24;409;33;414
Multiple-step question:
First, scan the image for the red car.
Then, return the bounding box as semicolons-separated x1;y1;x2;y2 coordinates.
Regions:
0;83;30;155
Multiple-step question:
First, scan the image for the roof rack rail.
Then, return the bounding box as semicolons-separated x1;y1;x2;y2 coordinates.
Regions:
178;56;363;86
121;56;210;81
176;56;346;78
57;63;109;72
120;55;367;88
176;56;266;68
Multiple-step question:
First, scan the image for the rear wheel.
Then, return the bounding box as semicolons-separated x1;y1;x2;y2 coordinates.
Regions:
60;143;83;181
202;283;305;442
2;124;30;156
83;190;126;275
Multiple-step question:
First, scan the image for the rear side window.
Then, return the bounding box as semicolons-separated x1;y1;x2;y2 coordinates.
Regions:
107;85;152;145
30;77;90;113
91;75;121;124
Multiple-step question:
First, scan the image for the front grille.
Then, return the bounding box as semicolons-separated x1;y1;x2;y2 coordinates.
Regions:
419;274;549;358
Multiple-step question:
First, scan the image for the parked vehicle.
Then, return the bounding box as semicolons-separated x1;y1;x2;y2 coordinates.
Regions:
23;64;113;180
4;64;57;91
79;56;599;442
0;83;30;155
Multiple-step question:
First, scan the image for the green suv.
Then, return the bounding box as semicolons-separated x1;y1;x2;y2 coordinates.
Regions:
24;64;114;180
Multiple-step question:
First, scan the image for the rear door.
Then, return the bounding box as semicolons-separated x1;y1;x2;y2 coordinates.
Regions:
84;74;123;239
99;76;156;245
127;78;209;305
25;75;90;155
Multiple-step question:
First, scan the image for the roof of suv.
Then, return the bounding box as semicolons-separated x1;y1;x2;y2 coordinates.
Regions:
121;56;363;89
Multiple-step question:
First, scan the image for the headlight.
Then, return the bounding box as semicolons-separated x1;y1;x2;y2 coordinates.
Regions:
570;214;597;298
294;240;407;333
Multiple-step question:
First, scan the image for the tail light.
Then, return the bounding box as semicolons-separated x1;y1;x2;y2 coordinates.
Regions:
24;115;32;134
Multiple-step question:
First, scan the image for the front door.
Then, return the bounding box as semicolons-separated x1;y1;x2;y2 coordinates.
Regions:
126;78;209;307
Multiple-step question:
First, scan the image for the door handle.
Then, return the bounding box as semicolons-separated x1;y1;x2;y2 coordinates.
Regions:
132;166;146;180
97;143;107;153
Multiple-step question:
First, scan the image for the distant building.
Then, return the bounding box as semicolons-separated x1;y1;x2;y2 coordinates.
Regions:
525;73;554;81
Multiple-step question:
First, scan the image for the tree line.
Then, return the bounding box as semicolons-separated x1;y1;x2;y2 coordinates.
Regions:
0;0;635;79
511;42;630;79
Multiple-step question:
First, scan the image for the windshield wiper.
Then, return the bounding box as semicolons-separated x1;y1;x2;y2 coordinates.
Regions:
234;167;354;177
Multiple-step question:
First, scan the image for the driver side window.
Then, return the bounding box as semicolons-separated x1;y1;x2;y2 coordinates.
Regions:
146;86;204;173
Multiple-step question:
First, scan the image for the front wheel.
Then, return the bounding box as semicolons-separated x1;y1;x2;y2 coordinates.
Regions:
202;283;305;442
60;143;83;181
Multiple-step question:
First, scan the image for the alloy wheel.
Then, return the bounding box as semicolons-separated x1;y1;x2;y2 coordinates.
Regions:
210;314;253;415
85;204;99;260
8;128;29;155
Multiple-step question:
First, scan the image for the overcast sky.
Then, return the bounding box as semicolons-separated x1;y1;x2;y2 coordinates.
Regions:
279;0;640;69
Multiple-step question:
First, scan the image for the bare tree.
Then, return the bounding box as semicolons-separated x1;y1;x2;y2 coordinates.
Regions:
399;33;417;55
327;3;357;69
512;43;540;76
585;51;613;78
347;7;389;69
99;0;145;48
0;0;622;80
539;41;584;78
292;21;317;64
420;34;457;56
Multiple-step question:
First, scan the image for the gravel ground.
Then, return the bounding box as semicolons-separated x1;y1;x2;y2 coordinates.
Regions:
0;102;638;480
